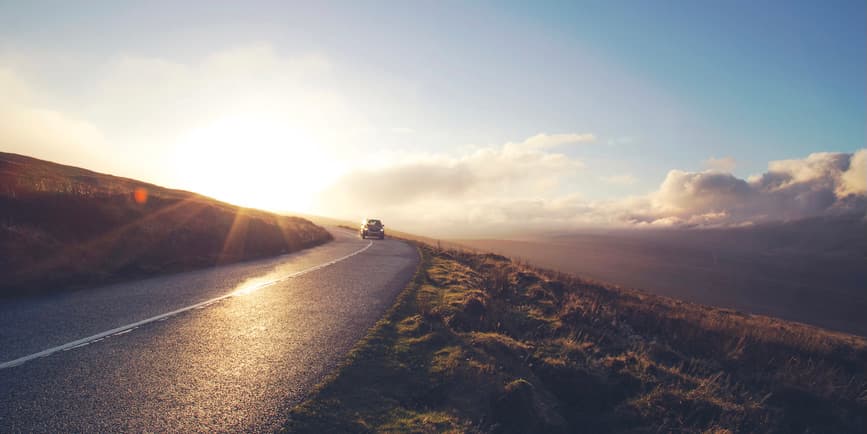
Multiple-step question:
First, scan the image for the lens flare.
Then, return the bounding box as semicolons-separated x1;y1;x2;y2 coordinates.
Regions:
134;187;148;204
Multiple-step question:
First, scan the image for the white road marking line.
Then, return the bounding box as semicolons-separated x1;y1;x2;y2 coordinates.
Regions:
0;239;373;370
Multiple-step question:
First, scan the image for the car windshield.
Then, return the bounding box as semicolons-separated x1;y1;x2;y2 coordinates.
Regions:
367;220;381;225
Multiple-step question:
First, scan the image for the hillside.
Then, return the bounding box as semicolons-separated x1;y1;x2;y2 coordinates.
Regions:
0;152;333;296
287;243;867;433
455;216;867;336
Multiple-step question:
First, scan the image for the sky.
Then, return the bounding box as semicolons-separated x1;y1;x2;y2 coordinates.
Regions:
1;1;864;236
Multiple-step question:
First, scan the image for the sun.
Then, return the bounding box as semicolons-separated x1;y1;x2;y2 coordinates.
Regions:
171;114;336;212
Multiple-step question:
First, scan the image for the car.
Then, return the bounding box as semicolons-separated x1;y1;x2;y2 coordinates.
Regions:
360;218;385;239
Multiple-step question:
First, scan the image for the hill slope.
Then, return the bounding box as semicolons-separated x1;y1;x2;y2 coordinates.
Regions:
287;244;866;433
0;152;332;296
455;216;867;336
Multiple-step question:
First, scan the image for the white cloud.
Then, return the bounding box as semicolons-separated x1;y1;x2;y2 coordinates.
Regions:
627;150;866;227
512;132;595;150
315;133;591;226
703;156;737;172
839;149;867;196
317;147;867;237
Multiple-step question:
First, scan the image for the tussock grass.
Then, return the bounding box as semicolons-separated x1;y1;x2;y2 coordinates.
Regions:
286;243;867;433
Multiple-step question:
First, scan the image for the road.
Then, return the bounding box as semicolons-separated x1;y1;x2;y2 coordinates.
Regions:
0;228;418;432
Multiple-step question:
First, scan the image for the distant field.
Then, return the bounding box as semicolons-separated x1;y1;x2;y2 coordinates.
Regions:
0;152;333;296
454;217;867;336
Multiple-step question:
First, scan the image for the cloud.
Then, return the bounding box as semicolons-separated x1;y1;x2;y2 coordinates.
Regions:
630;150;866;227
315;133;589;222
839;149;867;196
703;156;736;172
317;147;867;236
321;162;477;206
600;174;637;185
513;133;596;150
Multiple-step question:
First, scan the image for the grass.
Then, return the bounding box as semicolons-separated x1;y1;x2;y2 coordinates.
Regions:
0;152;333;295
285;243;867;433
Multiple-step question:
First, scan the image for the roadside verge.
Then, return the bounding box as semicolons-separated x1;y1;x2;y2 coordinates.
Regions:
283;242;867;433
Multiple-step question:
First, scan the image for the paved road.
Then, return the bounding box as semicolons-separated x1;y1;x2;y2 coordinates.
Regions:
0;228;418;432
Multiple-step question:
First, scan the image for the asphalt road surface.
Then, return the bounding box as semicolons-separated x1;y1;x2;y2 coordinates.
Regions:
0;228;418;432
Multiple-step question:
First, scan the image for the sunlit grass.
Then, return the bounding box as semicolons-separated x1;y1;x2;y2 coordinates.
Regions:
286;243;867;433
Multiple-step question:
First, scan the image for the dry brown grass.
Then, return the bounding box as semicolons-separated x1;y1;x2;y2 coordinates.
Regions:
0;152;333;295
287;242;866;433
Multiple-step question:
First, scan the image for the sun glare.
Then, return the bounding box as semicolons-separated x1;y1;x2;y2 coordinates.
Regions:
171;115;336;212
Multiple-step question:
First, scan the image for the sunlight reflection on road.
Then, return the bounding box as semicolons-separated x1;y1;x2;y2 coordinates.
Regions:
231;275;282;297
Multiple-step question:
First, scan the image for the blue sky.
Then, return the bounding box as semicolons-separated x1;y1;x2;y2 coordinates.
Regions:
1;1;864;233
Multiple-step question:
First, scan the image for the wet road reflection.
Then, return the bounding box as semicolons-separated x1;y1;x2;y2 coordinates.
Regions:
0;231;418;432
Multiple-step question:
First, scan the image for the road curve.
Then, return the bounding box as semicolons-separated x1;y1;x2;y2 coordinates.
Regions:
0;228;419;432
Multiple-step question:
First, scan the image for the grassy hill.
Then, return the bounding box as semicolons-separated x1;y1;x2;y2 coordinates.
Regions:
0;152;332;296
286;243;866;433
455;216;867;337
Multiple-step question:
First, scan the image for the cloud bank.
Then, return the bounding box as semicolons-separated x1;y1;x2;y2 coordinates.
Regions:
639;150;865;226
318;146;867;237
